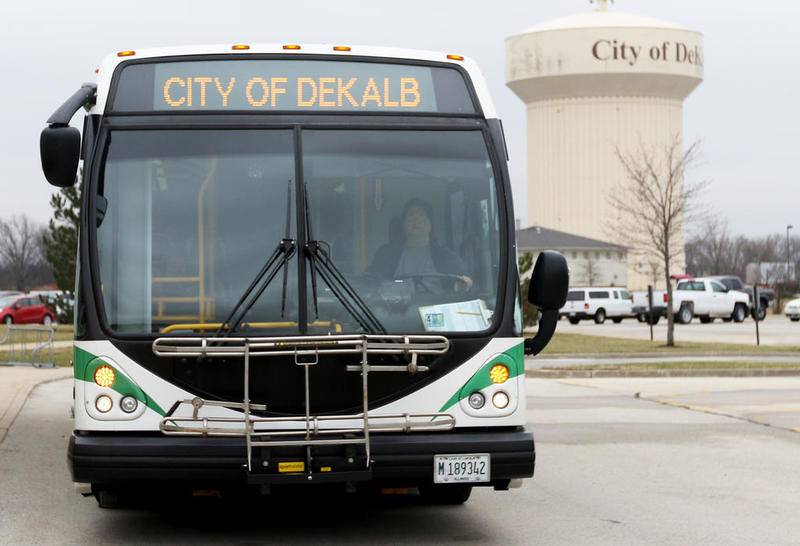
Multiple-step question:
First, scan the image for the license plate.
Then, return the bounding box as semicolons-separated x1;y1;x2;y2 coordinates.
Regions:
434;454;490;484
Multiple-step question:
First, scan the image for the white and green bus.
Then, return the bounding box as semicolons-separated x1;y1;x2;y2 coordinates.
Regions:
40;43;568;507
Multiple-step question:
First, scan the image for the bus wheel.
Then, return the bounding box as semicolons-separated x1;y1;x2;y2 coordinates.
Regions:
94;488;122;509
420;484;472;505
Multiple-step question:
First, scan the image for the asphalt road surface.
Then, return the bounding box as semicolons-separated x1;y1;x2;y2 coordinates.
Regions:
1;377;799;545
557;313;799;346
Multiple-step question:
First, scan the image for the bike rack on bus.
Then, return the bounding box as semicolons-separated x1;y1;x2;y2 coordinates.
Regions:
152;334;454;477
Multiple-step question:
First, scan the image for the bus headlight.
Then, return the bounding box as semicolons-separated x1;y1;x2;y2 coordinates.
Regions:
95;395;113;413
492;391;510;409
468;392;485;409
489;364;509;384
120;396;138;414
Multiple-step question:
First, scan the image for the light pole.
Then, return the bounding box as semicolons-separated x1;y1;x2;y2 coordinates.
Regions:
788;224;794;282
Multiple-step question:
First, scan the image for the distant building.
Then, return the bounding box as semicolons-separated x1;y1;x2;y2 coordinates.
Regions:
517;225;627;287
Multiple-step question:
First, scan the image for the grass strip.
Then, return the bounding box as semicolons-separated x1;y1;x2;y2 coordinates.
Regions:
539;333;800;355
542;360;800;371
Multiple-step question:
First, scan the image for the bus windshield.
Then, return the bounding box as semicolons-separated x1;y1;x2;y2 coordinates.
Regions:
96;129;501;335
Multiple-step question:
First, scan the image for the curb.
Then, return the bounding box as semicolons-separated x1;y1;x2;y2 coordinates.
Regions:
0;368;72;445
526;368;800;378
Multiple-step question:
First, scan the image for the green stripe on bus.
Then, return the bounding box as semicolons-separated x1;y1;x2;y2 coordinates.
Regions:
75;346;166;416
439;342;525;412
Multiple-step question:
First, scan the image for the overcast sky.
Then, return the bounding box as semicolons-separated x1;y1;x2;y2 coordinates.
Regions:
1;0;798;237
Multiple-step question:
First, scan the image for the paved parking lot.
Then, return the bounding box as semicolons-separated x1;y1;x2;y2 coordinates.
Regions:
557;314;799;346
1;376;799;544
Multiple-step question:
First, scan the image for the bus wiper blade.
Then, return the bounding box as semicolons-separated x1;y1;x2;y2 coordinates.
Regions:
305;240;387;335
215;238;296;338
301;185;385;335
216;181;296;338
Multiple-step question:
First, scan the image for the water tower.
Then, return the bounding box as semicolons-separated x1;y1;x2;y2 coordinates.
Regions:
506;0;703;288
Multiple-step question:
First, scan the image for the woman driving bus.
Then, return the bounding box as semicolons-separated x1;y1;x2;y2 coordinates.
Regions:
369;199;473;291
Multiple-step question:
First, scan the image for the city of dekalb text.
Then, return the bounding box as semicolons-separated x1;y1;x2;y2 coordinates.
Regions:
161;75;422;109
592;40;703;67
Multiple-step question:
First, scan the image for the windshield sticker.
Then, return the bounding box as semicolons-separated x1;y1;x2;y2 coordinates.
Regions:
420;300;491;332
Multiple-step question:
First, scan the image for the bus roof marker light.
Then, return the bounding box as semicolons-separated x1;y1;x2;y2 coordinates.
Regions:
231;44;250;51
94;365;116;388
282;44;301;50
333;46;351;52
489;364;509;384
447;54;464;61
117;50;136;57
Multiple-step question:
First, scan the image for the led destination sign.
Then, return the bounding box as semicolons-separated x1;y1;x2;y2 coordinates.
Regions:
111;59;476;114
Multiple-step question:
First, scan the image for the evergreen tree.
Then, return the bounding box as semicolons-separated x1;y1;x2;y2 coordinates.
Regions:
518;251;540;327
42;181;80;322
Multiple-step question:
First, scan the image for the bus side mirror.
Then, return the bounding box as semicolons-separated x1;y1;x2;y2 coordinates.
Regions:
524;251;569;356
40;126;81;187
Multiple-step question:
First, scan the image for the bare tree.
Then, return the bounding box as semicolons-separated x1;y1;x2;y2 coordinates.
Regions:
608;137;706;347
0;215;45;291
685;216;744;277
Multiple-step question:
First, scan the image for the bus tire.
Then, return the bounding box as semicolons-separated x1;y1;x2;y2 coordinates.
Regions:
593;309;606;324
732;303;747;323
420;484;472;505
677;305;693;324
94;488;121;509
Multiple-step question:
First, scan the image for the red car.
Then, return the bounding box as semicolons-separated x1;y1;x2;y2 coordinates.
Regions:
0;294;56;326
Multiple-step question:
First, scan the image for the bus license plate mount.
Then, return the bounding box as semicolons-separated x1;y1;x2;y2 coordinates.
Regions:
433;454;490;484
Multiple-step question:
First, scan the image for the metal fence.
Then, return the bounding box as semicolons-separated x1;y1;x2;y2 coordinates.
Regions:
0;325;55;368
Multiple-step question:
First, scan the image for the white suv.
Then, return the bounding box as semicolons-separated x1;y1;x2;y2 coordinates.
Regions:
560;287;634;324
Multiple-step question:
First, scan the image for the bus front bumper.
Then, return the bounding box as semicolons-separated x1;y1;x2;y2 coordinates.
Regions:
69;429;534;487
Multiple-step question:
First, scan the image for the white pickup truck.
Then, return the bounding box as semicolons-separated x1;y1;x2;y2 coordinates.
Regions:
672;278;750;324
